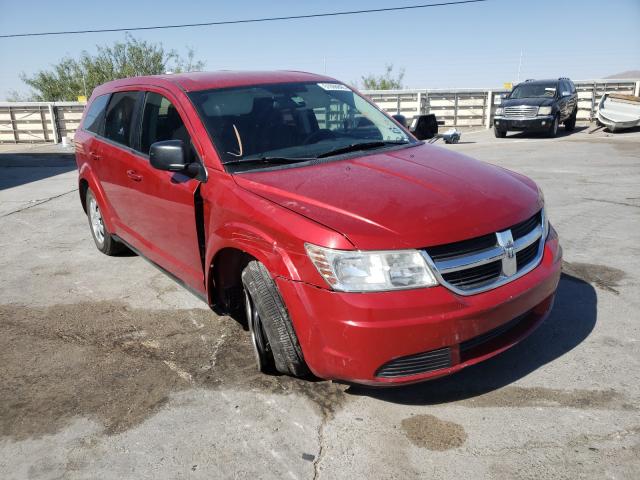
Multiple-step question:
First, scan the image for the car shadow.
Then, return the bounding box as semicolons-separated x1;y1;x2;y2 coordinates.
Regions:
345;273;597;404
0;152;77;190
506;125;589;139
600;125;640;135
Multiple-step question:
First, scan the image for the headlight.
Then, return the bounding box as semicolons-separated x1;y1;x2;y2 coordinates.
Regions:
538;185;550;239
495;107;504;115
305;244;438;292
538;106;552;115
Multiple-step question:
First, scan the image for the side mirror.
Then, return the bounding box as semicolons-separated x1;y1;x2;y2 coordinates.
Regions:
150;140;187;172
410;114;438;140
392;114;407;128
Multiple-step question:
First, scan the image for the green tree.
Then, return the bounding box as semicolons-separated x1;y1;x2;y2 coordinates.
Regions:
360;64;405;90
20;34;205;101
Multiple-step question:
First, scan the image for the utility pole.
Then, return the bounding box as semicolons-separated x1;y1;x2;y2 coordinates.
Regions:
516;48;523;83
323;56;327;74
81;72;88;99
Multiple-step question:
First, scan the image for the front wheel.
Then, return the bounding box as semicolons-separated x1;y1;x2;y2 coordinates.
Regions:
564;109;577;131
547;115;559;138
86;188;124;255
241;261;309;377
494;126;507;138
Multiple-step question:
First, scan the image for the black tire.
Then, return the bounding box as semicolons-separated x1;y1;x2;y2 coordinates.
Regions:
241;261;309;377
85;188;125;256
564;109;577;131
494;126;507;138
547;114;559;138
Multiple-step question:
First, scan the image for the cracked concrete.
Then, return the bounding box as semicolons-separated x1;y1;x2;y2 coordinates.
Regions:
1;128;639;479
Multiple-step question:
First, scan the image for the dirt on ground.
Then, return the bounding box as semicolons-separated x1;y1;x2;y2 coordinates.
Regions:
0;301;346;441
562;261;626;294
401;414;467;451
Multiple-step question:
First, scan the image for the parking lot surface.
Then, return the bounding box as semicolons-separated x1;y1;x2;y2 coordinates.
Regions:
1;126;639;479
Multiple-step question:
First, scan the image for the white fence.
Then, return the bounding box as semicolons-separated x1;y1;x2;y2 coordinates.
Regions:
1;78;639;143
0;102;85;143
364;79;640;128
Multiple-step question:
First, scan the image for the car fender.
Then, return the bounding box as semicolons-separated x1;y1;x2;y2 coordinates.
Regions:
205;221;301;284
78;163;117;233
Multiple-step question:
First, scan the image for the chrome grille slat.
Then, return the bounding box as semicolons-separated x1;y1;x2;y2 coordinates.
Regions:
503;105;539;118
423;210;545;295
435;245;503;273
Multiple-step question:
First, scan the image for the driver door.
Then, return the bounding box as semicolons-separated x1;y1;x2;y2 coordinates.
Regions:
125;90;205;294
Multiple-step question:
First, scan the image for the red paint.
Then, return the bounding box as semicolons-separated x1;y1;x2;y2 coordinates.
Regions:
76;71;562;385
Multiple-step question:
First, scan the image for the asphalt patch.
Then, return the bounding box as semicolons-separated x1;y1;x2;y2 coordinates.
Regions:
0;301;346;440
562;261;626;294
401;414;467;450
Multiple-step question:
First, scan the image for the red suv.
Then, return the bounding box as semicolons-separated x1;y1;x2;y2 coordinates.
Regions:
75;71;562;385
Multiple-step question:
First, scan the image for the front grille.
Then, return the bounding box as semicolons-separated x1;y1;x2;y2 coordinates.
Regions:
516;241;539;270
442;260;502;288
460;313;528;353
511;211;541;240
427;233;497;261
504;105;539;118
424;210;544;295
375;347;452;378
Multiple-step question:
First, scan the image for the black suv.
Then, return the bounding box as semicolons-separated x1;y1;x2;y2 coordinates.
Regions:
494;78;578;138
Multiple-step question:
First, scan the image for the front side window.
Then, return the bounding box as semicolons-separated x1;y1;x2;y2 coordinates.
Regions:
83;94;110;134
510;82;558;99
189;82;413;167
104;92;139;147
140;92;191;155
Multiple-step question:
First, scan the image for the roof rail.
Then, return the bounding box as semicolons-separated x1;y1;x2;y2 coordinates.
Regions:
524;79;535;82
558;77;570;80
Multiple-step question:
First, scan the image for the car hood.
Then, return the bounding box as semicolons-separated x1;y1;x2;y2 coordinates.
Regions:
502;97;555;107
233;144;542;250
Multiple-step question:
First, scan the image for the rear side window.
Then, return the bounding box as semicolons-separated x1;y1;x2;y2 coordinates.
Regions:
83;94;110;134
104;92;139;147
139;92;191;155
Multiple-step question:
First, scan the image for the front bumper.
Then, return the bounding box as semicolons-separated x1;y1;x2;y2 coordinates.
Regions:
277;234;562;385
494;115;554;131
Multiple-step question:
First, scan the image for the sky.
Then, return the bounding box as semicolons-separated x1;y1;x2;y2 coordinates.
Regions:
1;0;639;99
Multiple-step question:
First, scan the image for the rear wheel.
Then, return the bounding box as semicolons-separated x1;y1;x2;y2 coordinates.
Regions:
86;188;124;255
547;115;559;137
241;261;309;377
564;109;577;131
494;126;507;138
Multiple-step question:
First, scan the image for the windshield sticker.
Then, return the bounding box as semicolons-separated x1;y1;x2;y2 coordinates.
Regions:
317;83;351;91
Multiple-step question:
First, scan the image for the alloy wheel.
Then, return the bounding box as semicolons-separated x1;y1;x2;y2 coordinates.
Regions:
244;289;270;371
88;196;105;245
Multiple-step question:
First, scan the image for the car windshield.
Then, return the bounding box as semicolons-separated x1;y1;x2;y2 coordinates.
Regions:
189;82;414;166
509;83;557;99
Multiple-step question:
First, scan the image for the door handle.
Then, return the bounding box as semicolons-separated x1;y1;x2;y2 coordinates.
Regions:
89;151;101;161
126;169;143;182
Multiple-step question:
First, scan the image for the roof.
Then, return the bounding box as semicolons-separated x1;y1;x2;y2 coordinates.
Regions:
521;78;565;85
94;70;337;95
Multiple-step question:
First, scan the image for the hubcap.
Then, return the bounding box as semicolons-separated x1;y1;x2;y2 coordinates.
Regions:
244;290;269;371
88;196;105;245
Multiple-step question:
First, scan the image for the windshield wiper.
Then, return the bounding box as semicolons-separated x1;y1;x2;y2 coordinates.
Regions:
316;141;409;159
224;156;315;167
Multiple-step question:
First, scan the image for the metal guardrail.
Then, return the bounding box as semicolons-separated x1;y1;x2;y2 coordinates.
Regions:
363;79;640;128
0;102;85;144
1;79;639;143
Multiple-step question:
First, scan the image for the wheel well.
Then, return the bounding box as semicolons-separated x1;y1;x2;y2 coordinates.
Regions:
79;179;89;213
210;248;255;314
